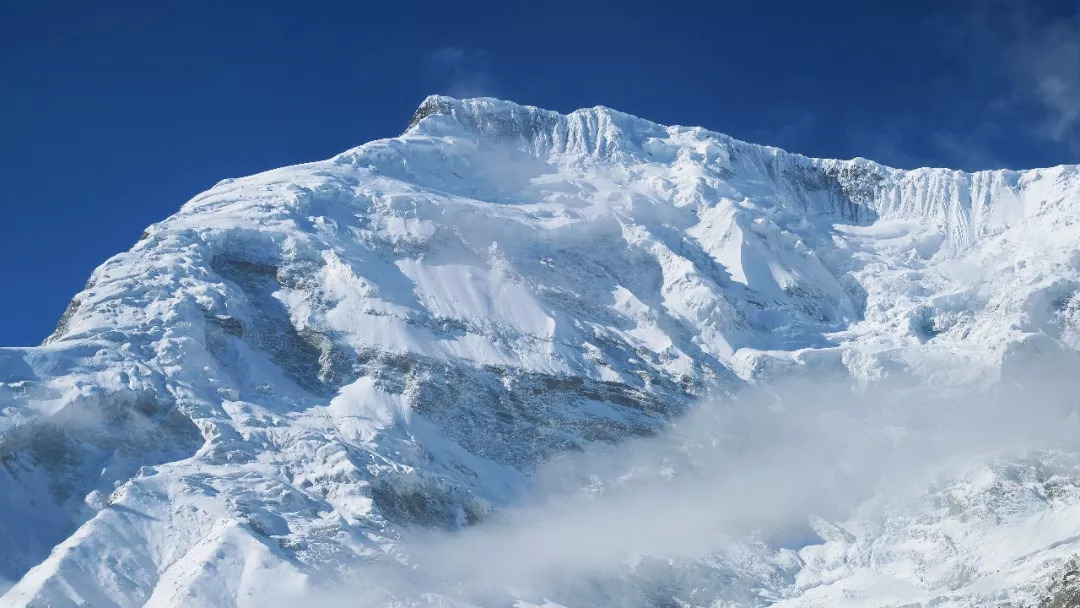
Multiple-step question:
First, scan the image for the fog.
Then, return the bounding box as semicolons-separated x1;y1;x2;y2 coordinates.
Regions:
294;374;1080;607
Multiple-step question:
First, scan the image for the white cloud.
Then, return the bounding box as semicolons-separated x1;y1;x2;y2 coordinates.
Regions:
1010;12;1080;146
427;47;497;98
281;373;1080;606
952;0;1080;150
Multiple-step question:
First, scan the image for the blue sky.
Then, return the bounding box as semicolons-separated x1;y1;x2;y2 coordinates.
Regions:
2;0;1079;345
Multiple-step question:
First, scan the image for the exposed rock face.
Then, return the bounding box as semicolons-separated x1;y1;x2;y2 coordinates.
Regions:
3;96;1080;606
1041;557;1080;608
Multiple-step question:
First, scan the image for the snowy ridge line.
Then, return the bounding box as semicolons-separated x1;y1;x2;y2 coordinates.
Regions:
401;95;1065;249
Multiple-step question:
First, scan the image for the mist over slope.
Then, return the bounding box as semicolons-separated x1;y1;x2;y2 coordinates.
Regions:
3;96;1080;607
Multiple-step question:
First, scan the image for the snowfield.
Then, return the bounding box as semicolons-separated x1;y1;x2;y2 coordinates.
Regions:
3;96;1080;606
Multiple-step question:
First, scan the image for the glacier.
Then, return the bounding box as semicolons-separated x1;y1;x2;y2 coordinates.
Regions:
2;95;1080;606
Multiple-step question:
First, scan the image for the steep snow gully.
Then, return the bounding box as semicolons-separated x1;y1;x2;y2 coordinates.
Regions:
4;96;1080;606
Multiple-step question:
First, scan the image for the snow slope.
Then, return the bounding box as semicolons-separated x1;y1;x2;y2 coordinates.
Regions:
3;96;1080;606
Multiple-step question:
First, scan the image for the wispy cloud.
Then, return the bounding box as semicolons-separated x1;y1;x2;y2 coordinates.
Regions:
949;0;1080;151
929;126;1006;171
844;2;1080;171
744;106;819;152
426;47;497;98
844;121;925;169
1007;9;1080;147
280;372;1080;606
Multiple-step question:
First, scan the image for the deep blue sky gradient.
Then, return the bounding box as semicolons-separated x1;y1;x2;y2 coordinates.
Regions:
3;0;1079;345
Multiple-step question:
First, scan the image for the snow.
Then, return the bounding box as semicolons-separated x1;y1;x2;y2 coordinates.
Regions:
3;95;1080;606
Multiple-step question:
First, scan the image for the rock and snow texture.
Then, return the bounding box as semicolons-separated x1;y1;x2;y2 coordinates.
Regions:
2;95;1080;606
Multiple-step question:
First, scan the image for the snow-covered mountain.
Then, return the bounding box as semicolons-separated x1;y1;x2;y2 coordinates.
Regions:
3;95;1080;607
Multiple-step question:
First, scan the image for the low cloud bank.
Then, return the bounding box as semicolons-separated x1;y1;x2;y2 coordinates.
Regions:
296;375;1080;606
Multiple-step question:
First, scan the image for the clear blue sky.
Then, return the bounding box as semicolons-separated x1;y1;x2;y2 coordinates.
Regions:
2;0;1079;345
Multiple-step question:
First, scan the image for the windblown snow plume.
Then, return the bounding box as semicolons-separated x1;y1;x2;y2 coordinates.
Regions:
4;96;1080;607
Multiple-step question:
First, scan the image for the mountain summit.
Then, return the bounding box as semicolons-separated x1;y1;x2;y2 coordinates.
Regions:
3;97;1080;607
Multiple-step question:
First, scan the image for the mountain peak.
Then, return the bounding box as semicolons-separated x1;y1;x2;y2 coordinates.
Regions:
406;94;554;131
6;95;1080;608
404;94;669;159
